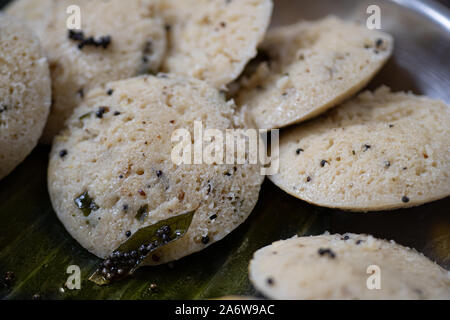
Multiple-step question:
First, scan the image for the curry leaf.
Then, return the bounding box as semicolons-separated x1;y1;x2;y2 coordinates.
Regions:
89;210;195;286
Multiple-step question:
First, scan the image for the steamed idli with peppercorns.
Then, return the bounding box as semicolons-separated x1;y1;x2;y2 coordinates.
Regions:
249;234;450;300
158;0;273;88
6;0;167;143
48;74;264;263
269;86;450;211
0;14;51;180
235;16;393;129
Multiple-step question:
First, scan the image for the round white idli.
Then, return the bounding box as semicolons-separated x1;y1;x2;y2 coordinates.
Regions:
48;75;264;263
6;0;167;142
236;16;393;129
159;0;273;88
0;14;51;180
249;233;450;300
270;86;450;211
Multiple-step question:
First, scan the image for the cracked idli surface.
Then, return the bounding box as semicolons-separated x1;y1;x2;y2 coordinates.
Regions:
0;14;51;180
48;75;264;263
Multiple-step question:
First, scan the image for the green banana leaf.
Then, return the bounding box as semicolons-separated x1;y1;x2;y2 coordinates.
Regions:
0;147;448;300
0;0;449;300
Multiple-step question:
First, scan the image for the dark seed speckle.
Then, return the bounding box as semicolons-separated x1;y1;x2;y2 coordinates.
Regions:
201;235;210;245
318;248;336;259
362;144;371;152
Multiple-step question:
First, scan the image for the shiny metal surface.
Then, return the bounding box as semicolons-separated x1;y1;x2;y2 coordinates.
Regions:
273;0;450;103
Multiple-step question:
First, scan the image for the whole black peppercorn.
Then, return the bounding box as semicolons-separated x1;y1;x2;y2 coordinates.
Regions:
138;244;147;254
59;150;68;158
160;225;171;234
161;234;170;242
125;231;132;238
107;89;114;96
402;196;410;203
